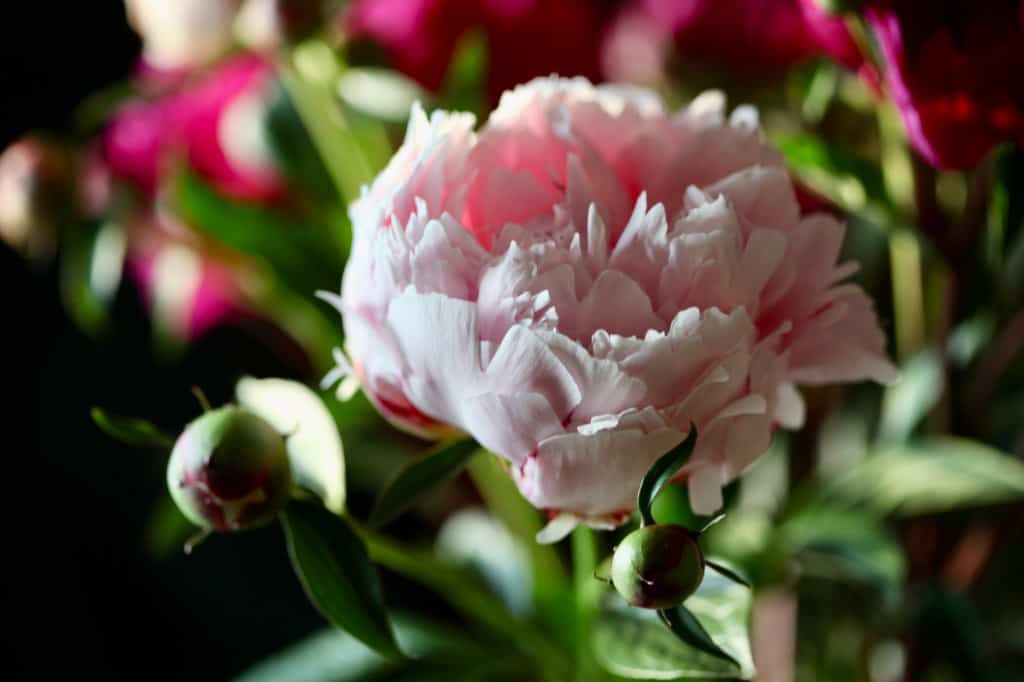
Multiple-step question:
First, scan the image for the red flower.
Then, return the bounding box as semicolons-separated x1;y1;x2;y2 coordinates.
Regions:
865;1;1024;169
346;0;606;102
637;0;863;71
102;54;284;202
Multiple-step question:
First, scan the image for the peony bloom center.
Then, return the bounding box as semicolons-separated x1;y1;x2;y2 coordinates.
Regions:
325;77;896;540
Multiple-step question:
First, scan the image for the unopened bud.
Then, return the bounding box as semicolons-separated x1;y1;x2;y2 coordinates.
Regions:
611;524;705;609
167;406;292;531
0;137;71;260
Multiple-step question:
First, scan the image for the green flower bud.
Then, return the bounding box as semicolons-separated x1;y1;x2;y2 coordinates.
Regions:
611;524;705;609
167;406;292;531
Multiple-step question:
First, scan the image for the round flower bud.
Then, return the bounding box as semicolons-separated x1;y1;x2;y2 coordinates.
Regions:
167;406;292;531
0;137;71;260
611;524;705;609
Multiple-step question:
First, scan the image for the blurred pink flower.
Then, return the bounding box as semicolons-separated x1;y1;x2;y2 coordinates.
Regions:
325;78;895;538
102;54;284;203
128;214;242;340
603;0;863;81
346;0;606;102
865;1;1024;169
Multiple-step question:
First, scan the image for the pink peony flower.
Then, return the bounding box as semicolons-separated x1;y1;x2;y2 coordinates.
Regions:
346;0;606;102
324;78;896;538
102;55;284;203
603;0;864;78
128;212;242;340
865;1;1024;169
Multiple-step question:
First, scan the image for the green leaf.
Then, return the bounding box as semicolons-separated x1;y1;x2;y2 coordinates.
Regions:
281;42;380;203
281;501;401;659
778;507;905;593
234;614;490;682
821;438;1024;516
370;439;479;527
61;220;125;337
637;427;698;527
264;81;342;206
438;29;487;116
775;134;890;211
593;567;755;679
173;167;341;297
143;492;194;559
236;377;346;514
436;508;532;616
91;407;174;449
878;348;943;443
705;560;751;589
659;604;740;669
338;68;428;124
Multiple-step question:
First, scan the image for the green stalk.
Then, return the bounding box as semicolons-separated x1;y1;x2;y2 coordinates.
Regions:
355;521;570;681
571;526;602;682
466;455;568;595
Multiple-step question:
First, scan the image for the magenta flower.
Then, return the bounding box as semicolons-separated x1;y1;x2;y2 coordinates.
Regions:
323;78;896;538
865;1;1024;169
127;213;242;340
346;0;606;101
607;0;864;74
102;54;284;202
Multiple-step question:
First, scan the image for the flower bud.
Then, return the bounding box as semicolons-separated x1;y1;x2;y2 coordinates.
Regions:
611;524;705;609
0;137;71;260
167;406;292;531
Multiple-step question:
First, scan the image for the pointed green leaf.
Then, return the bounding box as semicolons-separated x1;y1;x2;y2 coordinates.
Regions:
699;514;727;535
779;506;905;593
819;437;1024;517
173;167;341;296
143;492;194;559
637;427;698;526
236;377;346;514
659;604;740;669
593;556;613;584
370;439;480;527
705;560;751;589
61;220;125;337
281;501;401;659
91;407;174;449
235;614;489;682
593;567;754;679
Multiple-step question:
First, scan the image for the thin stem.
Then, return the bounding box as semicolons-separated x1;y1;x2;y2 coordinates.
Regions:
191;386;212;413
571;527;602;682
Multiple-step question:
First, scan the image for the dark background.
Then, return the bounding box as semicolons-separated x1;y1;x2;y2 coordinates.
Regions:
5;3;323;678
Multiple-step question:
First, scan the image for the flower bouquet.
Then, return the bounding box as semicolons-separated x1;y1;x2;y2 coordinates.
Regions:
8;0;1024;680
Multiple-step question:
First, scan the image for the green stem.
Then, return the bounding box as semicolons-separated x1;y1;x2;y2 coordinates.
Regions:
466;454;568;594
353;521;571;681
571;526;602;682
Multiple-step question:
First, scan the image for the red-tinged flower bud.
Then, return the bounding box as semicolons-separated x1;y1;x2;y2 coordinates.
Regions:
0;137;71;260
167;407;292;531
611;524;705;609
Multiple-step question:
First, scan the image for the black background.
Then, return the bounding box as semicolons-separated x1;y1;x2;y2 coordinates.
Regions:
5;3;323;678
